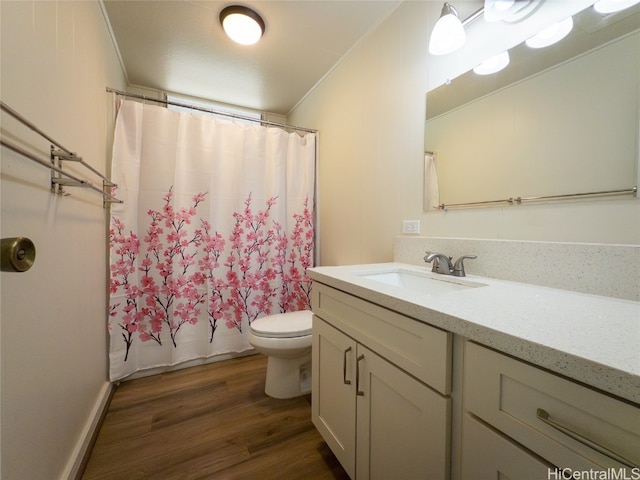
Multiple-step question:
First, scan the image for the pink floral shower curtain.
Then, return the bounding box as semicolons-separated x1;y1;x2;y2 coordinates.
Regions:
108;100;316;381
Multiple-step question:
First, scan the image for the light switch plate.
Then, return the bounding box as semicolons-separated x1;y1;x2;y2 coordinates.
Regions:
402;220;420;234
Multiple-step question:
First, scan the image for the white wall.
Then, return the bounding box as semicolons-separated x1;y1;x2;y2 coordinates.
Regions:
288;1;640;267
0;1;126;479
288;1;428;265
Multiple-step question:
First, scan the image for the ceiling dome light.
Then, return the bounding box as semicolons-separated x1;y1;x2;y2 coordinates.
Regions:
473;51;510;75
220;5;265;45
429;3;466;55
593;0;640;13
525;16;573;49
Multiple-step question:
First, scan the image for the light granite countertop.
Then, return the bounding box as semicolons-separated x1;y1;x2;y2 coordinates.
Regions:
308;263;640;404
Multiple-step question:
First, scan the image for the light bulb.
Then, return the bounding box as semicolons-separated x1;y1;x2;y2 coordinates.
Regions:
526;16;573;49
484;0;516;22
429;4;466;56
473;51;510;75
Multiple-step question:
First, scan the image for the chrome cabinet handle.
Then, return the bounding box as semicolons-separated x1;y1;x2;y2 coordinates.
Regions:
343;347;352;385
356;354;365;396
536;408;637;468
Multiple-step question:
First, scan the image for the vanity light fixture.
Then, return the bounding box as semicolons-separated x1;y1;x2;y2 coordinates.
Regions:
220;5;265;45
593;0;640;13
429;3;466;55
483;0;517;22
525;16;573;49
484;0;542;23
428;0;542;55
473;51;510;75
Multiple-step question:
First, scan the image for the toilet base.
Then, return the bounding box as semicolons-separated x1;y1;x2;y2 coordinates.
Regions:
264;351;312;399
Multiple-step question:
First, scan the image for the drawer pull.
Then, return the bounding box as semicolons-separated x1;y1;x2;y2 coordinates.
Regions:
343;347;352;385
356;354;365;396
536;408;637;468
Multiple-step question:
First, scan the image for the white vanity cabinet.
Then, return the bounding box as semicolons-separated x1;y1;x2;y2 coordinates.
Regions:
307;262;640;480
311;283;452;480
462;341;640;478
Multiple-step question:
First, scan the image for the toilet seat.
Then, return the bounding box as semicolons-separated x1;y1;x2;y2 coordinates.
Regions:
250;310;313;338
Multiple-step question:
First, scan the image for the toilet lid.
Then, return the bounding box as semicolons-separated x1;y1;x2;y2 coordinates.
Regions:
250;310;313;338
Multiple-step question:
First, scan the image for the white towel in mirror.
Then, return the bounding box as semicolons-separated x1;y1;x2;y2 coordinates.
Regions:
424;152;440;211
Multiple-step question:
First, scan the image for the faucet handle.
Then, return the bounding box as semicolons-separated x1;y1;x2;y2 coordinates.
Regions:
453;255;477;277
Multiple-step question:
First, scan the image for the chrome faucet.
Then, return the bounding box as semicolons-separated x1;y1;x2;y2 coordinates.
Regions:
424;252;454;275
424;251;477;277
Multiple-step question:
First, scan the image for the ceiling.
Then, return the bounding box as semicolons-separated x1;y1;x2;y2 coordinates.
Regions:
102;0;401;115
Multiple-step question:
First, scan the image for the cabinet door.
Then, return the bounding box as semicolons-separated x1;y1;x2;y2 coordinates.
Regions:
356;345;450;480
461;414;553;480
312;316;357;479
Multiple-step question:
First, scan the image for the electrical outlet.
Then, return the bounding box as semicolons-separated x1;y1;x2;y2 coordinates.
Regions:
402;220;420;234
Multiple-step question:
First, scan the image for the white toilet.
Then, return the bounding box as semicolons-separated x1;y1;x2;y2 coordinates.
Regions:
248;310;313;399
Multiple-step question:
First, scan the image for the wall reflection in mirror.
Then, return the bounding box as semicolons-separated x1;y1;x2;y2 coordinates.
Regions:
425;1;640;210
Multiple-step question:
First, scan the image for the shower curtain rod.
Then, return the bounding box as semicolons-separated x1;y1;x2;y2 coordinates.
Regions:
106;88;317;134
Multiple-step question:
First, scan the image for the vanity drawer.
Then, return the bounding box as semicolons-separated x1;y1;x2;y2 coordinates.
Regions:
464;341;640;470
312;283;452;394
461;414;552;480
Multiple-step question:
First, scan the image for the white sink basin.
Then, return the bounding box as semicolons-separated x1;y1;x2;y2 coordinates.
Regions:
358;269;486;295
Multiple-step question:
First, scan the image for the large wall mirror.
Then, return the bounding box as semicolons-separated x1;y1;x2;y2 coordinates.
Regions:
425;2;640;210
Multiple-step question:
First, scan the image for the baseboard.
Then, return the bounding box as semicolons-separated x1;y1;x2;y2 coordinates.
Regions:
61;381;116;480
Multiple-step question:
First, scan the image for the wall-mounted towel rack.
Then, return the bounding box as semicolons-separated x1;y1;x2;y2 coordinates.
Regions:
437;186;637;210
0;101;122;206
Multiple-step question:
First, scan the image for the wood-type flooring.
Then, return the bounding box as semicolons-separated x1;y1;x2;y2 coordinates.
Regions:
82;354;349;480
